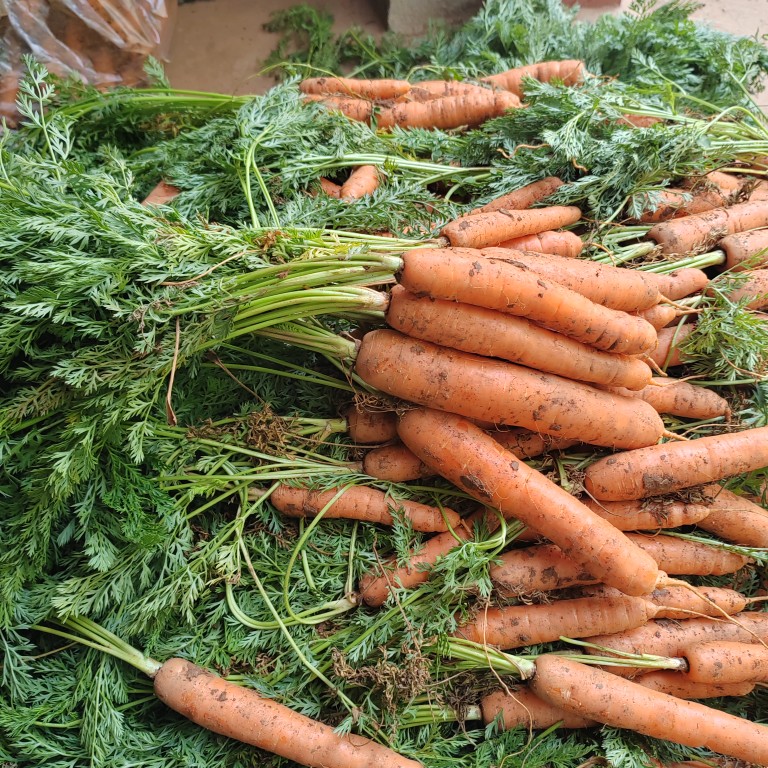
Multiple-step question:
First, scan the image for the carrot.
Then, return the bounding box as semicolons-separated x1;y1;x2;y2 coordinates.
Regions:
142;181;180;206
683;640;768;684
749;180;768;201
397;248;659;355
376;90;519;130
362;442;434;482
583;425;768;501
644;323;696;369
339;165;380;201
696;485;768;548
268;484;461;533
355;330;666;450
385;286;654;390
647;200;768;255
470;177;564;215
319;177;342;198
481;247;661;312
634;304;679;330
492;428;580;457
495;230;583;257
480;60;586;97
617;114;664;128
299;76;410;100
682;170;743;196
306;95;374;123
636;189;721;224
582;498;713;533
600;377;731;420
720;228;768;270
642;268;710;300
343;404;398;444
635;670;755;699
530;654;768;764
453;594;659;649
407;80;496;101
442;206;582;249
396;408;665;596
723;268;768;309
153;657;422;768
480;687;597;730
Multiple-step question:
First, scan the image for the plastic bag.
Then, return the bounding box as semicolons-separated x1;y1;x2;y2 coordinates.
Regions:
0;0;177;124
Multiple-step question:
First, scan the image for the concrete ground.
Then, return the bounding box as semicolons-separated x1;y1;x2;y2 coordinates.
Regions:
164;0;768;96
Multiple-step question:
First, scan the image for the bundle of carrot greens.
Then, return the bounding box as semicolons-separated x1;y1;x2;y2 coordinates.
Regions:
4;1;768;766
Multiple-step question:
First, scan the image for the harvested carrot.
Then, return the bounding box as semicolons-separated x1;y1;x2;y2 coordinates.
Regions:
636;188;720;223
582;498;712;533
480;60;586;97
697;485;768;548
306;95;374;123
682;170;742;196
601;377;731;420
362;442;434;482
319;177;342;198
453;594;658;649
385;287;654;390
495;229;583;257
407;80;495;101
397;248;658;355
376;90;519;130
343;405;398;444
635;670;755;699
634;304;679;330
617;114;664;128
644;323;696;369
396;408;664;596
749;180;768;201
530;654;768;764
583;425;768;501
340;165;380;201
470;177;564;215
142;181;180;207
720;228;768;270
723;268;768;309
442;206;582;249
154;657;422;768
299;76;410;100
683;641;768;684
492;428;580;457
480;687;597;730
481;247;661;311
355;331;666;450
642;268;709;300
268;485;461;533
648;200;768;255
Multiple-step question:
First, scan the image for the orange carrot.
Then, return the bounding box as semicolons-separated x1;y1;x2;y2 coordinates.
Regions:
492;428;580;457
644;323;696;369
343;405;398;444
299;76;411;100
634;670;755;699
385;286;654;390
530;655;768;764
355;330;666;449
723;268;768;309
636;189;721;224
407;80;496;101
470;177;564;215
153;658;422;768
376;90;519;130
480;687;596;730
617;114;664;128
481;247;661;311
634;304;679;330
600;377;731;420
495;229;583;257
720;228;768;271
453;594;659;649
697;485;768;548
683;640;768;684
397;248;658;355
583;425;768;501
319;177;342;198
142;181;180;206
396;408;665;595
340;165;380;201
442;206;582;249
362;442;433;482
582;498;713;533
642;268;709;300
480;60;586;97
749;180;768;201
268;485;461;533
305;95;374;123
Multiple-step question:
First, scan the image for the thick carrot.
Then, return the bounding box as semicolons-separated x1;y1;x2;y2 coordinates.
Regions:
683;641;768;684
343;404;398;444
153;658;422;768
453;594;658;649
407;80;496;101
648;200;768;255
601;377;731;420
340;165;380;201
470;177;564;215
720;228;768;270
682;170;742;196
142;180;180;206
697;486;768;548
644;323;696;369
480;687;597;730
319;177;342;198
376;90;519;130
495;230;583;257
642;268;709;300
396;408;664;595
582;498;712;533
268;485;461;533
530;654;768;764
635;670;755;699
492;428;580;457
299;76;411;100
634;304;679;330
305;95;374;123
355;331;665;449
397;248;658;355
442;206;582;249
481;247;661;311
385;287;654;390
362;443;433;482
617;114;664;128
583;425;768;501
480;60;586;97
723;268;768;309
636;188;721;224
749;180;768;201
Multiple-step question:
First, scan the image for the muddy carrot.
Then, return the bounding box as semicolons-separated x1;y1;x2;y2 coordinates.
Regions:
299;76;411;100
682;641;768;684
495;229;583;257
635;670;755;699
697;485;768;548
470;177;564;215
343;405;398;444
644;323;696;369
720;228;768;270
480;60;586;97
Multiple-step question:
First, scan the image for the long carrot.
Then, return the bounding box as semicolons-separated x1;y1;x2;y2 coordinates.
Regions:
355;330;666;449
305;95;374;123
492;428;580;458
442;206;582;249
396;408;665;596
530;654;768;764
299;76;411;100
642;268;709;300
635;671;755;699
495;229;583;257
636;188;722;223
720;228;768;270
340;165;380;200
480;687;596;730
397;248;658;355
583;425;768;501
469;177;564;215
644;323;696;369
268;485;461;533
385;286;654;390
480;60;586;97
407;80;496;101
682;640;768;684
634;304;679;330
723;268;768;309
319;177;342;198
697;485;768;548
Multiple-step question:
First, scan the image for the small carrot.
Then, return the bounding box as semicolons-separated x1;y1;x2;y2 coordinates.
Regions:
530;654;768;765
142;181;180;207
495;229;583;257
642;268;709;300
299;76;411;100
720;228;768;271
492;428;580;458
697;485;768;548
583;425;768;501
644;323;696;369
442;206;582;249
470;177;564;215
268;485;461;533
480;687;597;730
319;177;342;198
683;641;768;684
749;180;768;201
340;165;380;201
635;670;755;699
480;60;586;97
634;304;678;330
407;80;496;101
362;442;433;482
305;95;374;123
385;286;654;390
343;404;398;444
